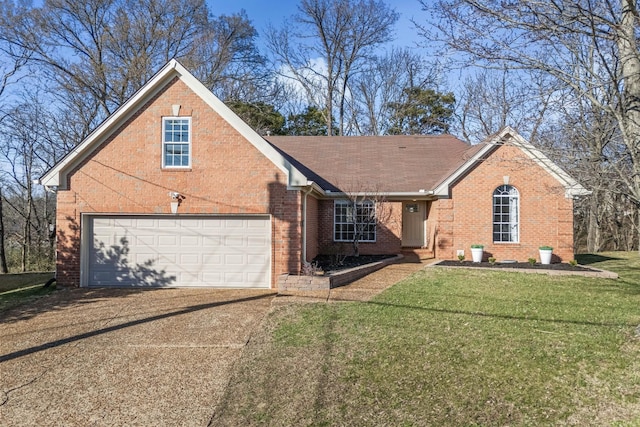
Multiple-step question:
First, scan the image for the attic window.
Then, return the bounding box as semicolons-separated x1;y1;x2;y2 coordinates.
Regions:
162;117;191;168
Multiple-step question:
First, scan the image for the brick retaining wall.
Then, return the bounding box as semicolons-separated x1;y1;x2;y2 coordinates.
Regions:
278;255;403;291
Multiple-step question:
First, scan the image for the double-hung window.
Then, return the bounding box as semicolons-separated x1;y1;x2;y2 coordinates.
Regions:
334;200;376;242
493;185;519;243
163;117;191;168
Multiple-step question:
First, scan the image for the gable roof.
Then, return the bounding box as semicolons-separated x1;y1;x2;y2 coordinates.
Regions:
267;128;589;199
40;59;308;190
266;135;471;194
432;126;591;198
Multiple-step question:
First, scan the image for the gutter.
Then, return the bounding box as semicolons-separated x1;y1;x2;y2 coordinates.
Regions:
301;184;314;263
322;190;435;198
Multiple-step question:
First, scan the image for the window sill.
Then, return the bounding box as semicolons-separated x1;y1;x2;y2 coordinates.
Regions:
333;240;377;243
162;167;192;172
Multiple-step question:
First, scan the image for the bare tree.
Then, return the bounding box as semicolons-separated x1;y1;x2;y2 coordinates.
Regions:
349;48;439;135
183;10;279;104
0;188;9;273
0;0;210;137
0;97;56;272
457;68;559;144
0;9;30;272
266;0;398;136
421;0;640;251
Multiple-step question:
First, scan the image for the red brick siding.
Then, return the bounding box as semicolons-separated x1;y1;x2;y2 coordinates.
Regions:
316;199;402;256
55;78;302;287
433;144;576;262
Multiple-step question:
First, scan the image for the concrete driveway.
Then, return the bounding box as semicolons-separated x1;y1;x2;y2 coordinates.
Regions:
0;287;275;426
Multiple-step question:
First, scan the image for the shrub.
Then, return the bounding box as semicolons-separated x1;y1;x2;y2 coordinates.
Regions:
528;257;537;266
488;257;496;265
301;261;321;276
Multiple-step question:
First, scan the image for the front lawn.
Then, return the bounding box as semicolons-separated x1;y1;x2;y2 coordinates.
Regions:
213;252;640;426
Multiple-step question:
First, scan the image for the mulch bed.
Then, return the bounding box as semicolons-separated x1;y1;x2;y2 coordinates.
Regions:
312;254;396;273
436;260;598;272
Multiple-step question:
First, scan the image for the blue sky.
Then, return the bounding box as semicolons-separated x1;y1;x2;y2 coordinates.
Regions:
207;0;428;51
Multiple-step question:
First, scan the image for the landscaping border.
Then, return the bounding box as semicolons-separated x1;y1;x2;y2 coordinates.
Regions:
278;255;404;291
429;260;619;279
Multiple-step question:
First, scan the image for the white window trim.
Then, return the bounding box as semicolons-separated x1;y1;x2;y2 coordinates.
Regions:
162;117;192;168
333;199;377;243
493;185;520;243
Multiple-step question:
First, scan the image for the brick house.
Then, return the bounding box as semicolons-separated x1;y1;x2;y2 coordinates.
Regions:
40;60;589;289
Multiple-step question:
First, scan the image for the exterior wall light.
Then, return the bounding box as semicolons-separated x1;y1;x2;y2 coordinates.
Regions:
169;192;184;214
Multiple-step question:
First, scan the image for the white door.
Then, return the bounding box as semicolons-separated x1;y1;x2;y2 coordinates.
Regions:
402;202;426;247
85;216;271;288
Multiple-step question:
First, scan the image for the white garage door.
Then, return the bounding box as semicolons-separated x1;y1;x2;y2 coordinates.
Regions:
86;216;271;288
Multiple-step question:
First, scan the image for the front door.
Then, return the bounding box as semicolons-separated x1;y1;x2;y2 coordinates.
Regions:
402;201;426;247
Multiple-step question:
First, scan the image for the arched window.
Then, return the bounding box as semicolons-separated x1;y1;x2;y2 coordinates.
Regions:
493;185;519;243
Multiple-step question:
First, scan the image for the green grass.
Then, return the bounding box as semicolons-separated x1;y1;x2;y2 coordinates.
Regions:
214;252;640;426
0;272;56;312
0;272;55;293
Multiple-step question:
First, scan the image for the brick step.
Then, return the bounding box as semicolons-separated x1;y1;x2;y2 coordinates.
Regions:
401;248;434;261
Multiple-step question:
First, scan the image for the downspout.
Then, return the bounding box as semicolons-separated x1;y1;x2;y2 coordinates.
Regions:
302;185;313;263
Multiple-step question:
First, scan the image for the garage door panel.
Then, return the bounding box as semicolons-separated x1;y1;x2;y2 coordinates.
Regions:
87;216;270;288
247;219;268;228
224;236;244;247
203;219;222;228
159;253;177;263
180;253;200;265
135;235;156;246
225;220;244;228
158;235;177;246
247;254;268;265
179;235;199;246
157;219;178;229
202;272;222;282
224;272;244;283
224;254;244;265
114;218;134;227
134;253;156;264
247;236;268;247
203;254;222;265
202;235;221;247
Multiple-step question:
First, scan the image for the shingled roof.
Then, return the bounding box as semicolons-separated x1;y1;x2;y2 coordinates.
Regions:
265;135;474;194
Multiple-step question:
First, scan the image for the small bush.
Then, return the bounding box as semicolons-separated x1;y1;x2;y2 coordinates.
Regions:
528;257;537;266
569;259;578;266
457;254;465;262
301;261;321;276
488;257;496;265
